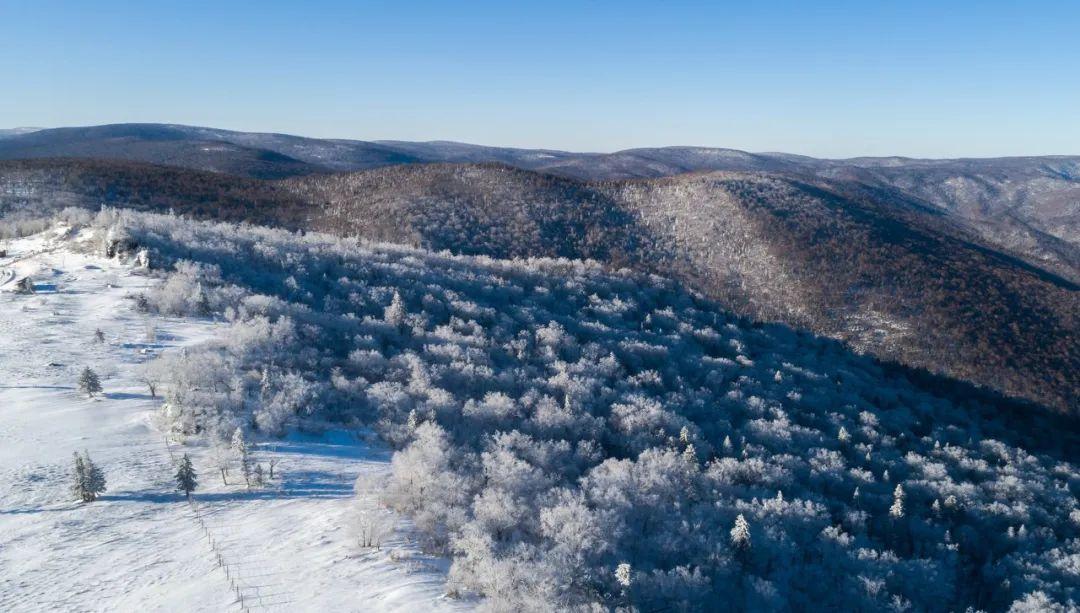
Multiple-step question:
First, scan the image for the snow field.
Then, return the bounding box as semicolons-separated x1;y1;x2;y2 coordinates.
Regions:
0;230;468;612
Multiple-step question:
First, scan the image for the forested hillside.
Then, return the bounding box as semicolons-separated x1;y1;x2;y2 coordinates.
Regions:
2;159;1075;413
285;166;1079;413
65;208;1078;612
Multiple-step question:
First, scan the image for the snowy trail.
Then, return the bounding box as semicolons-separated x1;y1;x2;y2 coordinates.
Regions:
0;231;470;612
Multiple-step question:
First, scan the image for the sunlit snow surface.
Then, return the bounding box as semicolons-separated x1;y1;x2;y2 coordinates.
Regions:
0;229;469;612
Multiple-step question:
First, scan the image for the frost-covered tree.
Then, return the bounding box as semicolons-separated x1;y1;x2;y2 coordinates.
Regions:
615;562;632;587
71;452;86;501
93;328;105;344
230;427;249;460
682;443;698;466
384;291;406;328
175;453;197;497
77;367;102;398
350;473;394;549
890;484;905;519
254;371;312;435
730;514;751;550
71;451;106;502
139;363;158;399
240;453;252;488
80;209;1080;611
210;442;231;485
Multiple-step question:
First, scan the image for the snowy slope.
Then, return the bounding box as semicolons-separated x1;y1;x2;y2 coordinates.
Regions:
0;230;470;612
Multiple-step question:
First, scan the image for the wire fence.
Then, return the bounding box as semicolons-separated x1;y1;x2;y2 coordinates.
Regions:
163;436;294;611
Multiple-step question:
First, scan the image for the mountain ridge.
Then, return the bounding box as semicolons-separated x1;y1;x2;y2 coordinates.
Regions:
2;123;1076;277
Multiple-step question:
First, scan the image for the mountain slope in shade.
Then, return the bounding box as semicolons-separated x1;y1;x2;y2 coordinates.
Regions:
281;164;1078;414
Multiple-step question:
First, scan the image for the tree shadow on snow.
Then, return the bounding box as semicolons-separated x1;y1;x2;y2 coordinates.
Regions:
0;503;84;515
93;471;354;505
104;391;155;401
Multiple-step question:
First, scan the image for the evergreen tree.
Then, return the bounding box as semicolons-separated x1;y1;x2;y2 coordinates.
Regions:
71;452;88;502
175;454;198;497
730;514;751;550
240;453;252;488
682;443;698;466
83;451;107;500
71;451;106;502
78;367;102;398
890;484;905;519
722;435;734;455
384;291;406;327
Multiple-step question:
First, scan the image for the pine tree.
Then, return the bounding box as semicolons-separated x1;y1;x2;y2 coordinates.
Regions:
83;451;106;500
838;425;851;444
71;451;106;502
890;484;905;518
240;453;252;488
175;454;198;497
71;452;87;502
384;291;406;327
93;328;105;344
682;443;698;466
252;463;265;487
730;514;751;550
78;367;102;398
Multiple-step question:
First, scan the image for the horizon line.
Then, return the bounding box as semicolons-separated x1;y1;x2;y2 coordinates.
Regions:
4;122;1079;162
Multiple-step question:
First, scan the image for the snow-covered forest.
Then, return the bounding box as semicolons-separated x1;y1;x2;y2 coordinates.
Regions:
41;206;1070;612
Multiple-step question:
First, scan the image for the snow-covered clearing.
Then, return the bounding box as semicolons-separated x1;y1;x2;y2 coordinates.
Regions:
0;229;467;612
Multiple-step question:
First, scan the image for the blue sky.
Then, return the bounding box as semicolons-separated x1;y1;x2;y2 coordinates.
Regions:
1;0;1078;157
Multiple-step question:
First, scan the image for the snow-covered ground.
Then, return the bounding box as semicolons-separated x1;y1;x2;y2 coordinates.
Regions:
0;229;469;612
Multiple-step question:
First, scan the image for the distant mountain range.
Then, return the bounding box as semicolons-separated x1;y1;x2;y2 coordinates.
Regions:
0;124;1076;413
1;123;1076;281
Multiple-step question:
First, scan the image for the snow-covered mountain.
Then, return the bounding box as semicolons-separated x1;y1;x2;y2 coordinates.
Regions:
56;211;1080;609
2;208;1077;611
2;123;1077;282
1;159;1075;414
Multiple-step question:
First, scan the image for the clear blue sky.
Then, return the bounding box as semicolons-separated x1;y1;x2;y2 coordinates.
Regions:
2;0;1078;157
